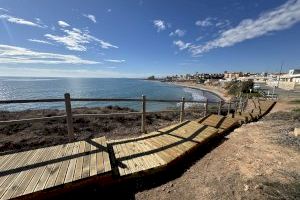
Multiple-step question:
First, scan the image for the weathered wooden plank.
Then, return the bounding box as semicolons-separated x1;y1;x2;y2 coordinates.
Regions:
72;141;85;181
81;141;91;179
33;144;66;192
1;146;51;199
89;141;97;177
92;138;105;175
44;143;72;189
54;143;75;186
64;142;80;184
22;145;63;196
101;138;111;173
0;148;43;198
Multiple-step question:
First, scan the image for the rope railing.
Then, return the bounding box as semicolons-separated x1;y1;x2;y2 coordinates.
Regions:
0;93;244;141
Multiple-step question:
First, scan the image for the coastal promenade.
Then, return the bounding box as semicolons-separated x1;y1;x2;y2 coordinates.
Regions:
0;98;275;200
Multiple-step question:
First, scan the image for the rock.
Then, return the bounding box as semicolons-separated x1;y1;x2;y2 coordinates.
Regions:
244;184;249;191
294;128;300;137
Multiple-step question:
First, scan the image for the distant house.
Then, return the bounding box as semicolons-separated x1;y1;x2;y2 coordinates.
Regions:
224;71;243;80
280;69;300;83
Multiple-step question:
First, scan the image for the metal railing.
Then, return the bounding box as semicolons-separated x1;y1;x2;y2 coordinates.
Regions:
0;93;246;141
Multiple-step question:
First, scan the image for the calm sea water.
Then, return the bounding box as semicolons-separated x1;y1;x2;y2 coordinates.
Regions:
0;77;220;111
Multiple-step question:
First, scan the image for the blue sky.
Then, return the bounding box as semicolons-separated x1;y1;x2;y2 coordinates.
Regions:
0;0;300;77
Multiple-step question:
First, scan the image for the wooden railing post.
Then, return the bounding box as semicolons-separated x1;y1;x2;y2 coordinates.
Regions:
227;101;231;115
204;98;208;116
180;97;185;122
64;93;74;141
141;95;146;133
218;100;222;115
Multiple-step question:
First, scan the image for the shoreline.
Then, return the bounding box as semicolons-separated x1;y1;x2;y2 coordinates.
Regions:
168;81;232;102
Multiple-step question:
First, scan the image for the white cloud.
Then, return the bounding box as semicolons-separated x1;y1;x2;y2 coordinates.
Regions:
104;59;125;63
57;20;70;28
28;39;53;45
195;18;213;27
169;29;186;37
189;0;300;55
0;8;8;12
0;66;142;78
83;14;96;23
153;20;166;32
45;27;118;51
173;40;191;50
107;9;112;12
0;14;44;27
0;44;99;64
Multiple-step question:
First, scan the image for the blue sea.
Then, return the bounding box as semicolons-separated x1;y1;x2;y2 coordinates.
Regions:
0;77;220;111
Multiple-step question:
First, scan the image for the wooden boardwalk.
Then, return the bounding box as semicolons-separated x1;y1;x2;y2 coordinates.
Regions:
0;100;276;199
0;137;111;200
109;121;218;177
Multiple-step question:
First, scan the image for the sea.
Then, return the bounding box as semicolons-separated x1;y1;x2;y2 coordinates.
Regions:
0;77;220;111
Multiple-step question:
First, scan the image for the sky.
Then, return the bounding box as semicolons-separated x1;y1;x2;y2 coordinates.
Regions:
0;0;300;78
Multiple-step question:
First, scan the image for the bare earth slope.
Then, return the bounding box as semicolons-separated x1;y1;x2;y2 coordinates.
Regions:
135;103;300;200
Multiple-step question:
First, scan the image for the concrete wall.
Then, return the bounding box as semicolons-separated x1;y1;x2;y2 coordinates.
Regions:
266;80;298;90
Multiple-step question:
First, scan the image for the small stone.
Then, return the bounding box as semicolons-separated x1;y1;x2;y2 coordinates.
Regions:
254;184;263;190
294;128;300;137
244;184;249;191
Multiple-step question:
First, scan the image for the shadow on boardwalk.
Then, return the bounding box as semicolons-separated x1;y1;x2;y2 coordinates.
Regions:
53;136;228;200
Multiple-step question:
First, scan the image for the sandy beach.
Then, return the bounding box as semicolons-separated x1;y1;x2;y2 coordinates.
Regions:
169;81;232;101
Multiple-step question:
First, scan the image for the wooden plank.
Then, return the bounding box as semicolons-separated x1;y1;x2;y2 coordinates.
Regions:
81;141;91;179
101;137;111;173
134;141;161;170
64;142;80;183
0;148;43;198
1;146;51;199
119;143;137;175
138;140;166;166
22;145;63;196
93;138;105;175
33;144;66;192
126;142;149;172
147;137;176;163
44;143;72;189
89;141;97;177
72;141;85;181
54;143;75;186
143;138;173;163
114;144;127;176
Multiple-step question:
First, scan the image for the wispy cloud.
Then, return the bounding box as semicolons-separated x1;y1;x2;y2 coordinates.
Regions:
173;40;191;50
0;44;99;64
28;39;53;45
58;20;70;28
153;19;166;32
181;0;300;56
83;14;96;23
0;8;8;12
195;18;213;27
0;66;142;78
104;59;125;63
169;29;186;37
0;14;45;28
107;9;112;12
45;27;118;51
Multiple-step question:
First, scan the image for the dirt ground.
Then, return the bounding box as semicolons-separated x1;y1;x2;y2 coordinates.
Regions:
133;102;300;200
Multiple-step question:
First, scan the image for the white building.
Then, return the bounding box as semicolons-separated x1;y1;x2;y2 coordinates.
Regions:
280;69;300;83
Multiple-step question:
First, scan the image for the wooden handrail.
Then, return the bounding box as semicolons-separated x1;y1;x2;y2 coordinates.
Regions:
0;93;240;140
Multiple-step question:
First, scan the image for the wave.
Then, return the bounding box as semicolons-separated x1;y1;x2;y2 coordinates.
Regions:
176;87;206;108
